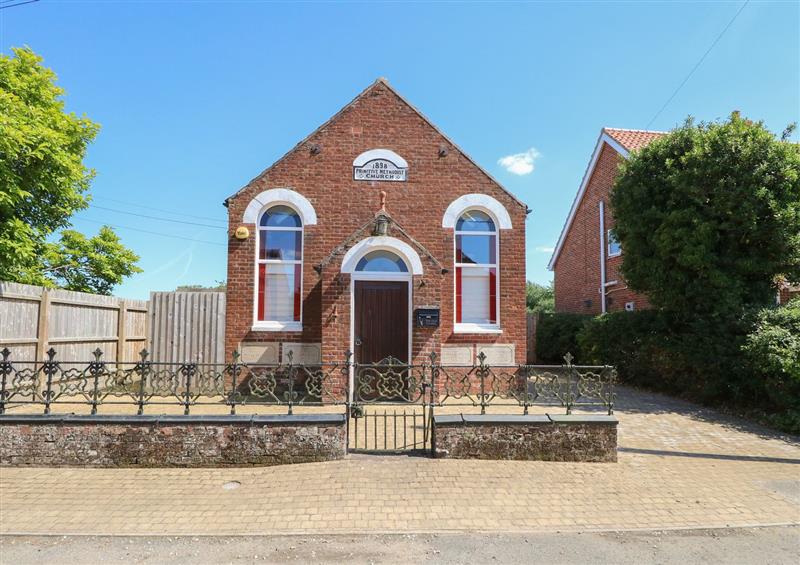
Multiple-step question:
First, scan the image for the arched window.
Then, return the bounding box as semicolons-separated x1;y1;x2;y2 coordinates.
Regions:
256;205;302;327
455;209;499;330
355;250;409;273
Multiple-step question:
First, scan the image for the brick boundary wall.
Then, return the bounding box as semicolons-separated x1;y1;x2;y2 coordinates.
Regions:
0;414;346;468
432;414;617;462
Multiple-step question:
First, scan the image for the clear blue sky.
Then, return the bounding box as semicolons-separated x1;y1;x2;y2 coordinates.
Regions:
2;1;798;300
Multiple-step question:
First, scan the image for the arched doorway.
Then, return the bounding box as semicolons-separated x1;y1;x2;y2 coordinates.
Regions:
351;249;411;366
340;236;423;369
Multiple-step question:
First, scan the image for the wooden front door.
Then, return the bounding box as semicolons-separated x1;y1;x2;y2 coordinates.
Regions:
354;280;409;365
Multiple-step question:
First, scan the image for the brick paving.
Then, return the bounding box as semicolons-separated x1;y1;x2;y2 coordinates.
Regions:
1;387;798;535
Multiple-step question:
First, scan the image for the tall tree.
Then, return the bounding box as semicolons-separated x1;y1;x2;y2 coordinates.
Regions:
526;281;555;314
0;47;140;293
612;113;800;320
42;227;141;295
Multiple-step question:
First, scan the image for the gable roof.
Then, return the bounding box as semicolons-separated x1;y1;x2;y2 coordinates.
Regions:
603;128;667;153
225;78;527;210
547;128;666;271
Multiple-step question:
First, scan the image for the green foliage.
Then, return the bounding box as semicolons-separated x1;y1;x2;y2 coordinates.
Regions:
535;313;590;364
611;113;800;321
577;310;676;389
0;47;140;294
742;298;800;411
744;298;800;381
601;112;800;432
576;305;800;434
176;281;227;292
525;281;554;314
42;227;141;295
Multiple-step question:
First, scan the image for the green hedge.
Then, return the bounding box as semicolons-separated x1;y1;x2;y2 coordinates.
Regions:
577;310;674;389
571;301;800;434
535;313;591;364
742;298;800;431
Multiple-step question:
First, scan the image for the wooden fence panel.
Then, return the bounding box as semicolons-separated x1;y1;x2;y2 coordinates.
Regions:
0;282;40;361
0;281;148;363
123;302;149;362
147;291;226;365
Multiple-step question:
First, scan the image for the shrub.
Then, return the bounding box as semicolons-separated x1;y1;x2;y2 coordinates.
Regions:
742;298;800;416
576;310;675;389
611;113;800;320
578;311;752;401
526;281;555;314
575;303;800;434
535;313;590;364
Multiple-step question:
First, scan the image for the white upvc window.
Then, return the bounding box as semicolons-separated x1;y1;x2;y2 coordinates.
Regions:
454;209;501;333
607;229;622;258
254;205;303;331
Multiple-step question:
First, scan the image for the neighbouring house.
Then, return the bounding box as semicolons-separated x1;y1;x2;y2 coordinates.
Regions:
548;128;664;314
778;283;800;305
548;128;799;314
224;79;528;371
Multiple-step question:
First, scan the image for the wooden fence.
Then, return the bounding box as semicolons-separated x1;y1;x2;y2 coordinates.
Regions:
148;291;226;364
0;281;148;363
0;283;228;364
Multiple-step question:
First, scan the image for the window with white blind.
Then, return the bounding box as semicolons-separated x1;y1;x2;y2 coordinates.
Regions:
454;209;500;332
255;205;303;330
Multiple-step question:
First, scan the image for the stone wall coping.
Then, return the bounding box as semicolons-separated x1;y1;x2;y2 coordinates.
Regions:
0;414;346;426
548;414;618;424
433;413;617;426
462;414;551;425
432;414;464;425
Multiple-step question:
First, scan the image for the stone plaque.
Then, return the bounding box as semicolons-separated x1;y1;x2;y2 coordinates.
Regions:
282;342;321;364
239;342;279;364
441;345;474;366
477;344;516;366
353;149;408;182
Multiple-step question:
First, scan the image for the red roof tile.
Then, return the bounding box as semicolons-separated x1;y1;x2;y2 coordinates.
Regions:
603;128;666;153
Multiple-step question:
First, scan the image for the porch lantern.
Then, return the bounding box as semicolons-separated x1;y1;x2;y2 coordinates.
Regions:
373;214;390;236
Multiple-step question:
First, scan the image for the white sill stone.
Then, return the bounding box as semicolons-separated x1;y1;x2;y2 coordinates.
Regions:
251;322;302;332
453;324;502;335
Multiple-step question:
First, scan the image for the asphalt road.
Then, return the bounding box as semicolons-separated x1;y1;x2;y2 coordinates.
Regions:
1;526;798;564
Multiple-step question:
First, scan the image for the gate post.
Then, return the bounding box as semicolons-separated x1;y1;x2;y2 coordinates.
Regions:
428;351;438;457
0;347;10;416
343;350;352;453
478;351;488;415
229;350;240;415
564;352;575;415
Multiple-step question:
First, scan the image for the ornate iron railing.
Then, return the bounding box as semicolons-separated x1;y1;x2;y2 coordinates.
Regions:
437;352;615;414
0;347;615;416
0;347;347;416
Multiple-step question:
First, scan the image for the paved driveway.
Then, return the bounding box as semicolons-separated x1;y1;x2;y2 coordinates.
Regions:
0;386;798;535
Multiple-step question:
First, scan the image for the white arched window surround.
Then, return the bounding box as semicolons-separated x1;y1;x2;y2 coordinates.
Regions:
242;188;318;226
341;236;423;275
253;203;304;332
352;149;408;168
452;207;502;334
442;194;512;230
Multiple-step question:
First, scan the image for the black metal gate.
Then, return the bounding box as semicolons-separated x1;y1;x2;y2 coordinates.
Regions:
347;357;433;454
348;404;431;452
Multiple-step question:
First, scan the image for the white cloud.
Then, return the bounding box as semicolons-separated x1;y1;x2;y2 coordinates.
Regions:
497;147;540;175
535;245;555;253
